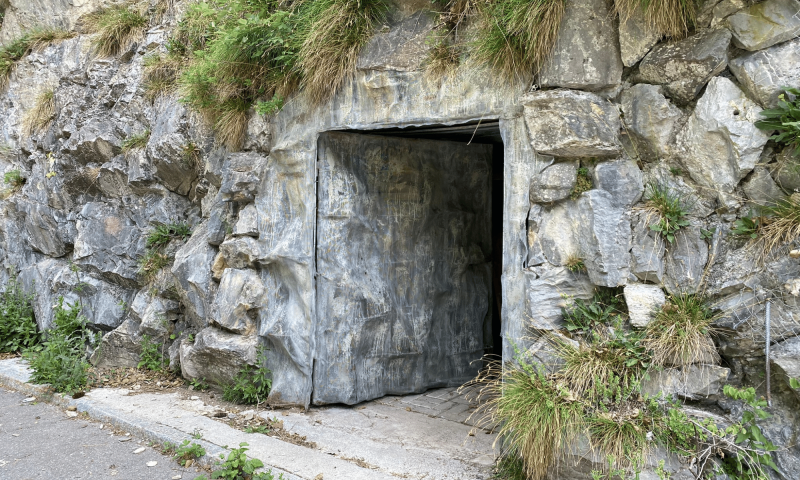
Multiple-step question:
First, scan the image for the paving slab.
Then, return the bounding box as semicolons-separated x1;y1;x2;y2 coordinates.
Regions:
0;358;497;479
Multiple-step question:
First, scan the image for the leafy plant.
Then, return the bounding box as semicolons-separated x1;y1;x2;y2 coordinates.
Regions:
562;289;626;336
121;129;150;153
223;346;272;404
563;254;586;273
138;334;168;371
137;249;170;283
174;440;206;467
642;294;718;368
201;442;278;480
83;2;148;57
569;167;592;199
255;95;284;116
25;297;93;394
146;222;192;249
719;385;779;480
190;377;210;391
4;169;25;190
700;227;715;240
0;273;38;353
755;88;800;154
731;215;761;239
644;182;690;243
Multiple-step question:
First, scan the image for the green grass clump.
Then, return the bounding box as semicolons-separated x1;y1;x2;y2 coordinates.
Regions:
194;442;277;480
138;222;192;283
755;88;800;154
25;297;93;394
0;28;75;88
472;0;564;81
4;169;25;189
142;53;179;101
644;182;690;243
121;129;150;153
642;294;718;368
223;346;272;404
138;334;168;371
613;0;698;39
83;2;148;57
562;288;626;336
0;274;38;353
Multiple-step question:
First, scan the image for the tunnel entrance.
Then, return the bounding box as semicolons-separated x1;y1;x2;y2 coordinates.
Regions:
312;121;503;405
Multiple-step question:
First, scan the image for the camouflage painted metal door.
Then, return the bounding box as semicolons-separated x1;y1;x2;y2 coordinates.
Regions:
313;131;492;405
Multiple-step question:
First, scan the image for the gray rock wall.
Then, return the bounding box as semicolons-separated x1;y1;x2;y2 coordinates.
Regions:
1;0;799;477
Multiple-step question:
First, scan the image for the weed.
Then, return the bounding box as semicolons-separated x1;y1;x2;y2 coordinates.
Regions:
613;0;698;39
562;289;626;337
255;95;284;116
492;454;526;480
570;167;592;200
223;346;272;405
4;169;25;190
198;442;279;480
563;254;586;273
758;193;800;255
138;334;168;371
83;2;148;57
731;215;761;239
142;53;179;101
192;428;204;440
424;33;461;79
472;0;565;81
669;166;683;176
23;88;56;135
25;297;92;394
244;425;271;434
146;222;192;249
0;273;38;353
121;129;150;153
137;249;170;283
181;142;202;170
755;88;800;154
644;182;690;243
700;227;714;240
174;440;206;467
642;294;718;368
190;377;210;391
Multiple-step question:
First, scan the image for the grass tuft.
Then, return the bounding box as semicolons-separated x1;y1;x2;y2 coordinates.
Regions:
569;167;592;200
23;88;56;135
0;28;75;88
83;2;148;57
758;193;800;256
613;0;698;39
642;294;718;368
121;129;150;153
642;182;690;243
563;254;586;273
142;53;179;101
472;0;565;81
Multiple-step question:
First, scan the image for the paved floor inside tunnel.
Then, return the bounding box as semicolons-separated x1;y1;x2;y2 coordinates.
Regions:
372;385;485;426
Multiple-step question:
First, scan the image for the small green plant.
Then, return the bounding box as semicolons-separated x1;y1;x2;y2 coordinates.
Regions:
192;428;204;440
642;294;718;368
669;166;683;177
570;167;592;199
138;334;168;371
121;129;150;153
174;440;206;467
731;215;761;239
83;2;148;57
0;273;38;353
137;249;170;283
201;442;278;480
755;88;800;154
190;377;210;391
563;254;586;273
562;289;626;336
255;95;284;116
700;227;715;240
25;297;92;394
492;454;526;480
3;169;25;196
758;194;800;255
719;385;779;479
244;425;271;435
138;222;192;283
181;142;202;170
644;183;690;243
223;346;272;405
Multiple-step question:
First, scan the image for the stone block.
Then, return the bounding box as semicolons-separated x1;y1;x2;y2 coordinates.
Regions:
727;0;800;51
624;284;666;328
529;158;578;203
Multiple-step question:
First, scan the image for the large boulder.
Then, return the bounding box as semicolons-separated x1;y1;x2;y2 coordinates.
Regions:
146;98;198;196
356;10;435;72
210;268;266;335
727;0;800;51
91;319;142;369
574;190;631;287
171;221;218;327
523;90;621;157
179;327;259;386
675;77;770;204
524;266;595;331
538;0;623;90
730;38;800;109
219;152;268;203
529;158;578;203
129;290;181;338
637;28;731;104
14;199;67;257
630;211;666;284
619;84;683;161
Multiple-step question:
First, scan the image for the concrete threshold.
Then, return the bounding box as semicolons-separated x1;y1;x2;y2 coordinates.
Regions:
0;358;496;480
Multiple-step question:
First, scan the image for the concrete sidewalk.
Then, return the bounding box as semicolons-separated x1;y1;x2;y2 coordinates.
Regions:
0;358;497;480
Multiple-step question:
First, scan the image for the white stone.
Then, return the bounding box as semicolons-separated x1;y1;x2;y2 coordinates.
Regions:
727;0;800;51
624;284;666;328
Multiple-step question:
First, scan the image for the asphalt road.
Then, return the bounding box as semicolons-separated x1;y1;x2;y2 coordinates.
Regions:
0;386;199;480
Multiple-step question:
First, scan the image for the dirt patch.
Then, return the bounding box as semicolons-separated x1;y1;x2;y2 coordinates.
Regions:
0;352;20;360
87;367;184;394
222;412;318;449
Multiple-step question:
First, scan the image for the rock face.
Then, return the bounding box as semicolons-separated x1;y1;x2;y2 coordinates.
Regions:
730;38;800;108
179;327;259;386
676;77;770;203
637;28;732;104
538;0;623;90
641;365;730;399
574;190;631;287
523;90;621;157
620;84;683;161
171;222;218;327
727;0;800;51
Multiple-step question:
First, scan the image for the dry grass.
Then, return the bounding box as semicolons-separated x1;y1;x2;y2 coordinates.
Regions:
214;107;248;151
23;88;56;135
614;0;697;39
296;0;389;104
472;0;565;81
1;28;74;89
83;2;148;57
425;36;461;79
642;295;719;368
142;53;179;101
758;193;800;257
564;254;586;273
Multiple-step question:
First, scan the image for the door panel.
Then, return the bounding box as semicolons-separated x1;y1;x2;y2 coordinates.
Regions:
313;131;492;405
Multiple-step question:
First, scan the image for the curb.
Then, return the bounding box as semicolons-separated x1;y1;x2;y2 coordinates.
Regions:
0;358;301;480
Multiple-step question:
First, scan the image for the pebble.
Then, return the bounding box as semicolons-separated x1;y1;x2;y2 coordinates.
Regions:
22;397;35;403
146;461;158;467
172;476;182;480
67;406;77;411
11;434;19;437
119;438;132;442
133;447;145;454
190;396;200;401
66;411;79;418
